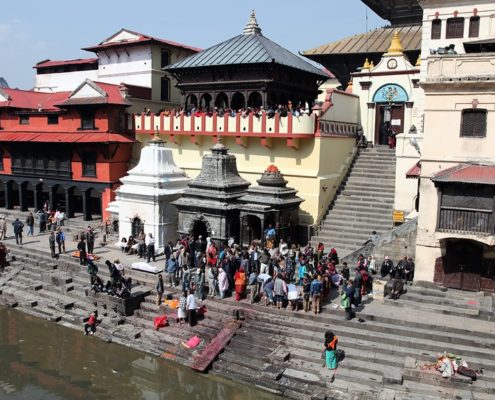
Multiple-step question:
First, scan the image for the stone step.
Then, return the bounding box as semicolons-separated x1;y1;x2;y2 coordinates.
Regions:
321;216;392;229
400;291;482;310
343;181;395;191
338;190;395;199
383;297;480;318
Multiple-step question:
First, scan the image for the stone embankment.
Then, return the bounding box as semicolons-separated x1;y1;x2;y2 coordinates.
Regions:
1;242;495;400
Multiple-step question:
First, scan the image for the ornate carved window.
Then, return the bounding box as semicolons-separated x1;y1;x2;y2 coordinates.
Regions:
446;17;465;39
431;19;442;39
80;110;95;130
461;109;487;137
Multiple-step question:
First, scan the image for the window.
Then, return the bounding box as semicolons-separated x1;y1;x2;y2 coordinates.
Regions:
446;17;465;39
461;109;487;137
469;16;480;38
47;114;59;125
161;49;170;69
80;110;95;130
431;19;442;39
438;184;494;234
82;152;97;177
160;77;170;102
19;115;30;125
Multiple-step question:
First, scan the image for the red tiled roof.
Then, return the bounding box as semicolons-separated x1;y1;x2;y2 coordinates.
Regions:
432;164;495;185
55;81;130;107
34;58;98;69
406;161;421;179
0;132;134;143
0;88;70;111
83;29;201;53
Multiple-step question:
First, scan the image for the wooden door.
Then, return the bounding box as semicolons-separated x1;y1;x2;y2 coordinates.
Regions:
444;241;482;291
389;105;405;136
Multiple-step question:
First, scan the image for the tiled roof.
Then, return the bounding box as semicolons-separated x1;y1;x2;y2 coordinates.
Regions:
0;132;135;143
303;24;421;56
406;161;421;179
34;58;98;69
83;28;201;53
432;164;495;185
56;81;131;107
167;32;327;78
0;88;70;111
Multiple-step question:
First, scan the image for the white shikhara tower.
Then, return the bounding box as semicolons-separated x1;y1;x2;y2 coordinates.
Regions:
109;134;190;250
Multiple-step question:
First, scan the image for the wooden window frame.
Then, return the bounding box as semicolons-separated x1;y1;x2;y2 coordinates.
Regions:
80;110;96;130
161;49;170;69
47;114;59;125
431;19;442;40
469;16;480;38
446;17;465;39
81;151;97;177
160;77;170;102
19;114;30;125
460;108;487;138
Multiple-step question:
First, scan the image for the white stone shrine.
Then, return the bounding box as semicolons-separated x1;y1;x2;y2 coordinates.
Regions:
108;134;190;251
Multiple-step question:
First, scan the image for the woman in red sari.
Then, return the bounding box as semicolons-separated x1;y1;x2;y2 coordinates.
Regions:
234;267;247;301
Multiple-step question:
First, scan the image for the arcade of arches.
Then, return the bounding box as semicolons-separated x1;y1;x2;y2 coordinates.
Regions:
0;178;105;220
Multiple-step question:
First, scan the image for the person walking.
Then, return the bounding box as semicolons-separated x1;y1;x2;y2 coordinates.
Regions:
302;276;311;312
49;232;56;258
12;218;24;245
353;269;363;307
341;284;352;320
166;255;178;287
86;227;95;255
324;331;339;382
26;213;35;236
137;230;146;259
155;274;164;306
56;228;65;254
186;289;197;327
0;216;7;240
146;233;156;263
273;272;287;310
77;237;87;265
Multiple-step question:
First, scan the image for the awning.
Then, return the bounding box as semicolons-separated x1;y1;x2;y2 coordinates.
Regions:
0;132;135;143
406;161;421;179
432;164;495;185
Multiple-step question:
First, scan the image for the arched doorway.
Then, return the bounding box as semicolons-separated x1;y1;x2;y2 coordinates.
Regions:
231;92;245;110
185;94;198;111
373;84;409;145
190;215;211;240
215;93;229;109
9;181;19;209
87;188;102;220
71;186;83;216
200;93;212;111
247;92;262;108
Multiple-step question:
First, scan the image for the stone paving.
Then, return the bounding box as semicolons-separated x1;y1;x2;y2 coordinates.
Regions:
1;210;495;399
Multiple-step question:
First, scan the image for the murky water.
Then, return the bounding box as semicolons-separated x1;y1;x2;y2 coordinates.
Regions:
0;307;278;400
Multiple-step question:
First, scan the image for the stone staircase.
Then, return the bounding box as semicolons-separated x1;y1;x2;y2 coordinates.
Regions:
313;146;396;258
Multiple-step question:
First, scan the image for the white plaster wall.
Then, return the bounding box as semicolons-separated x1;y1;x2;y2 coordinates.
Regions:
34;70;99;92
394;133;421;213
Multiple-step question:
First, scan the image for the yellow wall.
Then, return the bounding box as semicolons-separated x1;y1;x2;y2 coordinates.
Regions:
136;133;356;226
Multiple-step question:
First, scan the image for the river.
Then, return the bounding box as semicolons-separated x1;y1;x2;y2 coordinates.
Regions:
0;307;279;400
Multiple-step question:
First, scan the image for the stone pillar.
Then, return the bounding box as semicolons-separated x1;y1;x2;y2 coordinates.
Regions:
4;181;13;209
65;187;74;218
82;189;91;221
18;183;27;212
33;184;40;212
48;186;55;211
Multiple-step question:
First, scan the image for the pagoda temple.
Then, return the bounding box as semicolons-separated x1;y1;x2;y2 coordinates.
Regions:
172;138;250;242
166;11;328;111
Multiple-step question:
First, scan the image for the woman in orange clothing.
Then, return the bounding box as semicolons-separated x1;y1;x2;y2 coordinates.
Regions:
234;267;247;301
324;330;338;382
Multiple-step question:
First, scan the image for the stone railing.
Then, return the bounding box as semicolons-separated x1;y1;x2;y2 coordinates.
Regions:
134;112;316;137
426;53;495;81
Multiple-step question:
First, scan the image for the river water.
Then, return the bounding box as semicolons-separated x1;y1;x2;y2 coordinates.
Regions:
0;307;278;400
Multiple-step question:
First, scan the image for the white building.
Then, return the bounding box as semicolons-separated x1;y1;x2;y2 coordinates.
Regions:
34;29;200;111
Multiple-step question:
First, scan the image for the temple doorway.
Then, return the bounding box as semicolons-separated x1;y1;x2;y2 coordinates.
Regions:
131;217;144;237
241;215;262;245
375;104;404;145
191;218;209;240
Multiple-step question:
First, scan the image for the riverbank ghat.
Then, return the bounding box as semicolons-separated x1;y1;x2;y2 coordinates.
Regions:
1;233;495;399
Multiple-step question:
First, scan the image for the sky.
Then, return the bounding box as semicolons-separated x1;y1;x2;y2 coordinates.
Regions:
0;0;385;89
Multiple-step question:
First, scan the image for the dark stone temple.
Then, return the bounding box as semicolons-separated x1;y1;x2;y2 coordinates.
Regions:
166;11;328;111
173;140;303;244
239;165;303;245
172;138;250;242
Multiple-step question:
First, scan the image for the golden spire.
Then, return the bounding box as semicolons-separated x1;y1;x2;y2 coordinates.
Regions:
386;31;404;55
362;58;371;70
415;55;421;66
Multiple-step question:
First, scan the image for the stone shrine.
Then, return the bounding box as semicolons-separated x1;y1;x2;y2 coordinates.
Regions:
239;165;304;245
109;134;190;250
172;138;250;242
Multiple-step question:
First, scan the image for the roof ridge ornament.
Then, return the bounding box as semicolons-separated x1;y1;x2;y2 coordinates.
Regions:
243;10;262;35
386;31;404;56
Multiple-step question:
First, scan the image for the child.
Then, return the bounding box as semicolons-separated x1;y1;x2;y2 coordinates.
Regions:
84;310;98;335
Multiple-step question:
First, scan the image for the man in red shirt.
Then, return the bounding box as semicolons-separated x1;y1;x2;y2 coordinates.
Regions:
84;310;98;335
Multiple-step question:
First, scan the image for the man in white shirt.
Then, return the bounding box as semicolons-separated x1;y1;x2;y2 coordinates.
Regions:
146;233;156;263
186;289;197;327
